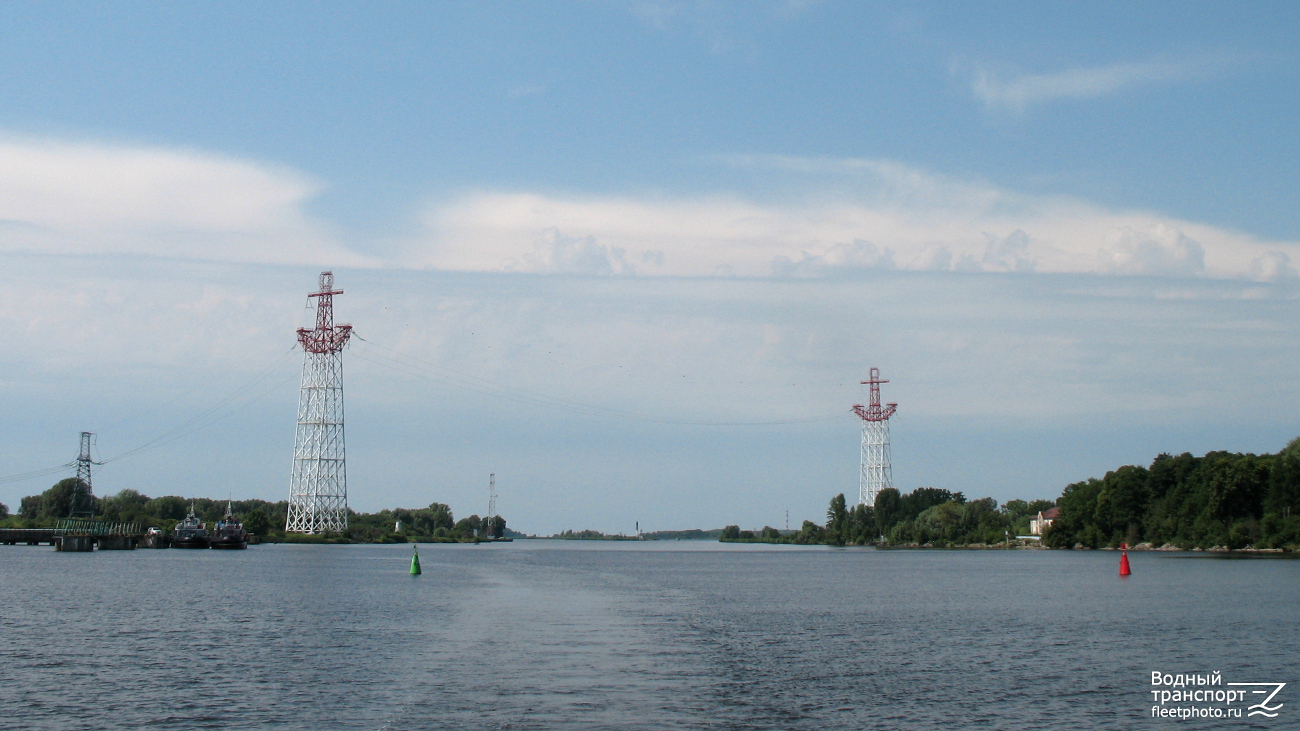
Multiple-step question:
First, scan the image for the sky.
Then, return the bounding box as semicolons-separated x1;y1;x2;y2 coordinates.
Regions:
1;1;1298;534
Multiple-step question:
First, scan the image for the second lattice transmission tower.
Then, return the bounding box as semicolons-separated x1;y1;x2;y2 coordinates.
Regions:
286;271;353;533
70;431;99;517
852;367;898;508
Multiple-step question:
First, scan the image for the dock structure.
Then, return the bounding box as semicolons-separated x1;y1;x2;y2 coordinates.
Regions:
0;528;61;546
0;520;145;551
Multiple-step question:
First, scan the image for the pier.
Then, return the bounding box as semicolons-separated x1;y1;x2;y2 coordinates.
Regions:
0;519;145;551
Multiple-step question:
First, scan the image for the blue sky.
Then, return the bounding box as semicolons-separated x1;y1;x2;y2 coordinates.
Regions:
1;2;1298;533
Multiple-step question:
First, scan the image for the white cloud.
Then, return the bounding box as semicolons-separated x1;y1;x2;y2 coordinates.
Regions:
504;228;637;275
981;229;1036;273
1096;225;1205;276
410;157;1300;282
970;58;1197;112
0;135;370;266
908;243;953;272
772;239;894;278
1250;251;1298;282
3;134;1293;287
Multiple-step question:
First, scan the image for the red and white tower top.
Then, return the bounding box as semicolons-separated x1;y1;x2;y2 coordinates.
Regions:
298;271;352;354
853;367;897;422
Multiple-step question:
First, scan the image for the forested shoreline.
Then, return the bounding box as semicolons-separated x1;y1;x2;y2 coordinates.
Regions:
1044;438;1300;550
0;478;508;543
722;438;1300;551
722;489;1055;547
6;438;1298;551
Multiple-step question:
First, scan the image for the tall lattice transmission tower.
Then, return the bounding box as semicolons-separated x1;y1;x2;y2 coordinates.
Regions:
286;271;353;534
485;473;498;538
852;368;898;508
69;431;99;517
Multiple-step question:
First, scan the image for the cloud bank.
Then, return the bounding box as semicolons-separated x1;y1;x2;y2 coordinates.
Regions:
2;134;1292;286
0;135;369;266
412;157;1299;283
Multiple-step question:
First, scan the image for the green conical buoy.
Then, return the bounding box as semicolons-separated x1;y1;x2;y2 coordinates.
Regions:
410;544;422;575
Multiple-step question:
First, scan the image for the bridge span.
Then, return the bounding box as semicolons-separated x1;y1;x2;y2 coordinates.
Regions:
0;520;146;551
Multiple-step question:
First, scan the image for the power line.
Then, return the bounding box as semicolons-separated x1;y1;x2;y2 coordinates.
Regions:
0;463;75;486
100;347;299;465
100;372;298;465
0;346;298;485
350;333;851;427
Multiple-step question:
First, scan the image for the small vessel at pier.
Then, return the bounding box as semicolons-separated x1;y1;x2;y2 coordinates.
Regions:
171;505;210;549
209;503;248;550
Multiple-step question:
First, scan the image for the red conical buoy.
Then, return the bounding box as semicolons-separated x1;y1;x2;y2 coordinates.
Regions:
1119;542;1131;576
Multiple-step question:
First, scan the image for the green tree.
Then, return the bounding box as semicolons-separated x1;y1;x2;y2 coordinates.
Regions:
453;514;482;538
410;502;454;535
1095;465;1151;545
874;487;902;534
1203;453;1270;523
794;520;824;544
148;496;191;524
962;497;1004;543
1265;438;1300;517
900;487;959;522
1002;499;1054;535
20;478;92;521
915;501;964;542
826;493;849;546
1044;478;1103;548
850;503;875;544
720;525;741;541
484;515;507;538
98;489;151;522
243;508;272;536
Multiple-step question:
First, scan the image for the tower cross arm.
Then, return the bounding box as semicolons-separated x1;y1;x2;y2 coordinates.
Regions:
297;323;353;354
852;402;898;422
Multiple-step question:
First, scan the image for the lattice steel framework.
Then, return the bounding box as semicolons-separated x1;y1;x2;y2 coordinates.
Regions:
70;431;98;517
852;368;898;508
485;473;498;538
286;271;353;534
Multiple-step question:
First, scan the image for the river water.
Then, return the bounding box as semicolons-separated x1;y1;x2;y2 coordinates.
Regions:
1;541;1295;730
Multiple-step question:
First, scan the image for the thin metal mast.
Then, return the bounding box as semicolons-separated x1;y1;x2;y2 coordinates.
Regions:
852;368;898;508
70;431;98;517
286;271;353;534
487;473;497;521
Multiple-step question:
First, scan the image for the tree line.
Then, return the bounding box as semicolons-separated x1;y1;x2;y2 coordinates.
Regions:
1044;438;1300;549
722;488;1055;547
0;477;507;543
720;438;1300;550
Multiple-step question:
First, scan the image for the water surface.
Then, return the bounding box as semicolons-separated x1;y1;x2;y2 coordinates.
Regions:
2;541;1295;729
